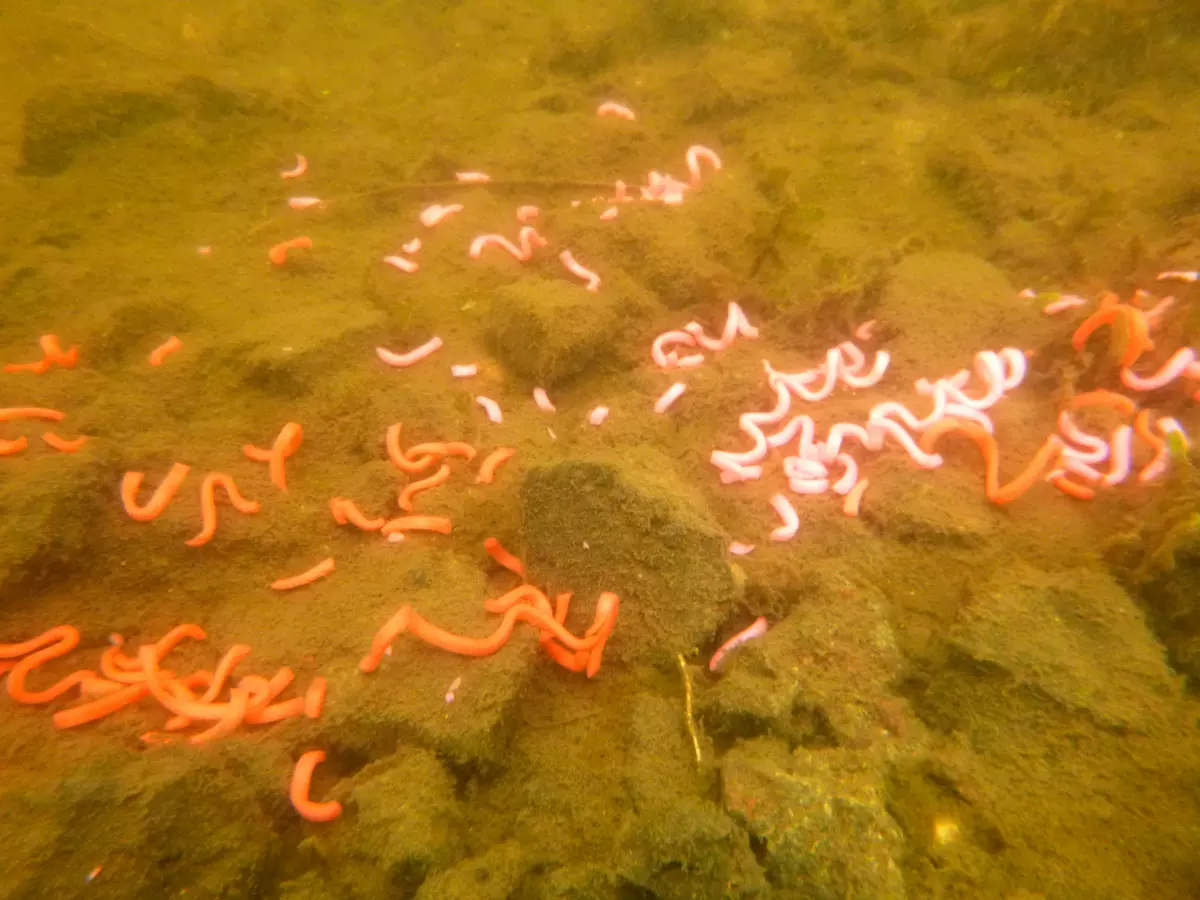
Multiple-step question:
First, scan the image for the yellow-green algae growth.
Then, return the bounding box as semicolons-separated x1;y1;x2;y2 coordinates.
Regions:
2;1;1200;898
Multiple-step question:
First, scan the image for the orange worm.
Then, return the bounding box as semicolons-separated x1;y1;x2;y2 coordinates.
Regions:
1068;390;1137;416
483;586;585;669
197;644;252;703
0;407;64;422
2;626;78;659
581;592;620;677
3;359;50;374
0;436;27;455
377;601;602;659
398;464;451;511
385;424;437;474
268;235;313;265
920;419;1063;504
1133;409;1165;454
380;515;452;535
541;592;590;673
475;447;515;484
39;335;78;368
1050;475;1096;500
843;478;869;517
99;643;151;684
249;696;306;724
360;606;414;672
291;750;343;822
189;687;248;745
6;625;93;704
53;682;150;729
483;537;526;579
152;623;208;659
329;498;384;531
185;472;260;547
1072;305;1152;368
149;335;183;366
482;585;551;615
272;557;335;591
245;667;295;720
406;441;476;463
42;432;87;453
138;646;230;721
304;677;326;719
121;462;191;522
243;422;303;491
54;669;207;730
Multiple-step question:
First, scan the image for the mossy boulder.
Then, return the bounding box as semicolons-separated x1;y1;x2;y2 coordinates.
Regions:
520;454;737;667
336;748;464;897
873;251;1028;374
484;277;626;388
721;739;907;900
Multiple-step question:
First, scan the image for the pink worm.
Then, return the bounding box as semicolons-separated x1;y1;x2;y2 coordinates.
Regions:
382;256;419;273
1102;425;1134;486
597;101;636;120
998;348;1027;390
865;418;943;469
769;494;799;542
839;350;889;389
819;423;871;463
1120;348;1196;392
685;145;722;186
560;250;601;291
280;154;307;179
533;388;555;412
652;331;702;369
654;382;687;414
420;204;463;227
788;478;829;495
830;454;858;495
1042;295;1087;315
709;617;767;672
476;396;502;424
376;337;442;367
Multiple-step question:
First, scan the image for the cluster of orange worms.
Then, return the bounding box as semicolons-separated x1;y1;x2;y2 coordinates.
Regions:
328;423;514;539
0;406;88;457
362;538;619;679
0;623;324;745
919;291;1186;505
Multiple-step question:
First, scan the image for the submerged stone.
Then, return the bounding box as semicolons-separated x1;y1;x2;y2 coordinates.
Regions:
520;454;737;667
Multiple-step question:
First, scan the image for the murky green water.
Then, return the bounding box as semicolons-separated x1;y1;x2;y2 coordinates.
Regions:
3;2;1200;898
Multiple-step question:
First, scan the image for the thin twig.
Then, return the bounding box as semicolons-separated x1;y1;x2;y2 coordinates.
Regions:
678;653;702;766
247;179;616;236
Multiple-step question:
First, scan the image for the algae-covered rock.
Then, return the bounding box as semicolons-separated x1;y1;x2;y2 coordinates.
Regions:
339;748;464;896
520;455;737;667
722;740;907;900
873;252;1027;374
0;452;110;592
701;571;905;749
414;839;527;900
616;695;767;899
0;752;279;900
484;277;624;388
950;564;1179;730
